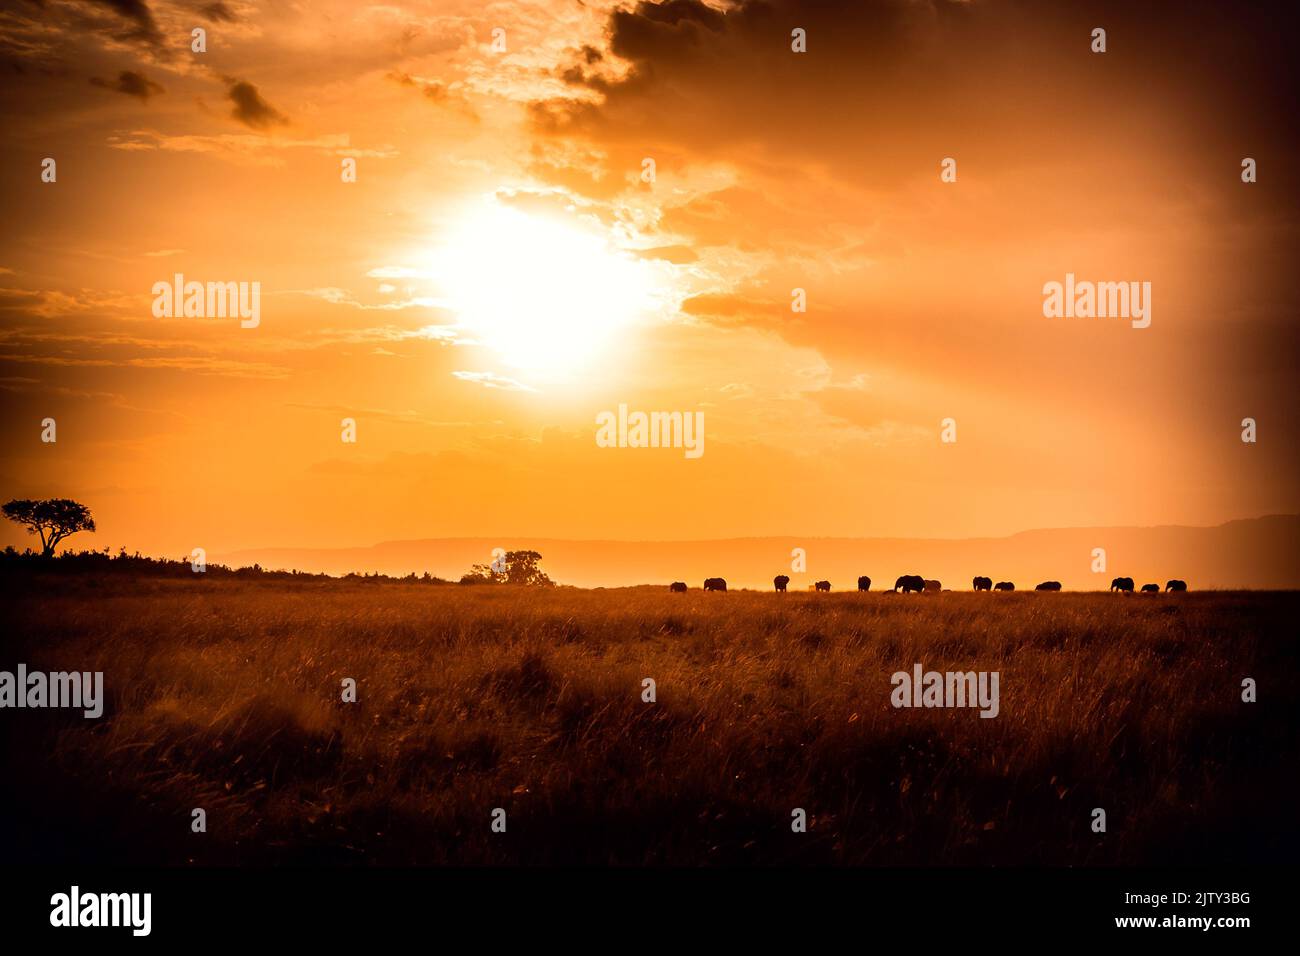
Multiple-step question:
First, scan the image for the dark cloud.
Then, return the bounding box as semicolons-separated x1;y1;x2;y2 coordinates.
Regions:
607;0;726;62
90;69;163;100
200;1;238;22
225;78;287;129
541;0;1299;192
0;0;169;69
86;0;164;49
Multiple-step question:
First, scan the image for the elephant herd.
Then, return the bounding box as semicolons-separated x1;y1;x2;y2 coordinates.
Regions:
669;574;1189;593
1111;577;1187;593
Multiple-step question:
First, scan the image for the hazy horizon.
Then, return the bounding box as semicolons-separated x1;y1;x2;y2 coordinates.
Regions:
195;513;1299;591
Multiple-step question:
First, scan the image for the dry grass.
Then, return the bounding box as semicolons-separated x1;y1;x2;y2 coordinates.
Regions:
2;575;1296;865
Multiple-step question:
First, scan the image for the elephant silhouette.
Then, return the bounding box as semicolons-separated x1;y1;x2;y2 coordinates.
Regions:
994;581;1015;591
1110;577;1134;593
815;580;831;592
774;575;789;592
1166;579;1187;592
1035;581;1062;591
703;577;727;592
894;574;925;593
923;579;941;592
669;581;687;592
972;576;992;591
1140;583;1159;593
857;575;871;591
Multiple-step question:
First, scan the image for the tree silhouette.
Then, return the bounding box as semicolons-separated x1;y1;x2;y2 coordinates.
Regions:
501;550;553;586
2;498;96;557
459;550;554;586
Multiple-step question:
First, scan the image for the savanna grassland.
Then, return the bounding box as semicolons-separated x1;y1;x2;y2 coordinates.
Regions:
2;572;1297;866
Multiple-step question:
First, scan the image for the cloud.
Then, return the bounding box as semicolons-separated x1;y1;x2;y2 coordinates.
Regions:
681;292;787;328
225;78;288;130
200;1;238;22
635;244;697;264
292;286;447;313
0;351;290;380
85;0;164;50
286;403;503;428
105;130;384;167
387;70;478;118
452;370;537;392
90;70;163;100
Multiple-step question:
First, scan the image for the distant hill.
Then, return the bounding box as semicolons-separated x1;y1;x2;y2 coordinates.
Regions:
214;514;1300;590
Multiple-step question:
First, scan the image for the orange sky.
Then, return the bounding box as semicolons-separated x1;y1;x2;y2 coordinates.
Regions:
1;0;1297;558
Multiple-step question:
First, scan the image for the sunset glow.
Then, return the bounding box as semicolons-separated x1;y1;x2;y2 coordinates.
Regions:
0;0;1294;583
431;201;663;376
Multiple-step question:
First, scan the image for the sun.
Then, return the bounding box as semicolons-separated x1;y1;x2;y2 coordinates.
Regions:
431;200;662;379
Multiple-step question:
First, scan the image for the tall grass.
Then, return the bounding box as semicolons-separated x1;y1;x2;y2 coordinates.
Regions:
2;576;1296;865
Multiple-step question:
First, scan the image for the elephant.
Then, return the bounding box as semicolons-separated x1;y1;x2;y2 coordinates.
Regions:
1111;577;1134;593
972;576;992;591
1166;579;1187;592
857;576;871;591
669;581;687;593
1140;583;1160;593
1035;581;1062;591
894;575;926;593
994;581;1015;591
774;575;790;592
815;580;831;592
703;577;727;592
923;579;941;592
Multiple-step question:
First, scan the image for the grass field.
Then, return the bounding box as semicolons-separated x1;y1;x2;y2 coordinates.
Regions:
3;573;1296;865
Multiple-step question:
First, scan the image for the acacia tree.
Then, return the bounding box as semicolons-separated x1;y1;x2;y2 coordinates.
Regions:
459;550;554;586
2;498;96;557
